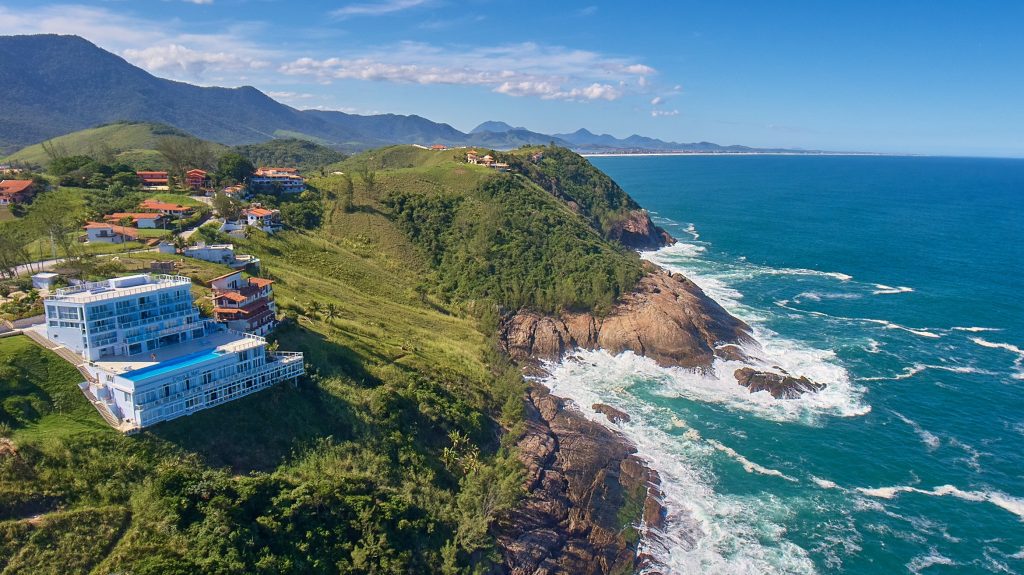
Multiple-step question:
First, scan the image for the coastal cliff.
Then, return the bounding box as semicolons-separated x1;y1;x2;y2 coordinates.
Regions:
501;268;751;371
494;385;664;575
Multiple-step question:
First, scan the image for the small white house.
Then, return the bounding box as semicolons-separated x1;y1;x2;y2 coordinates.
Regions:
31;272;59;291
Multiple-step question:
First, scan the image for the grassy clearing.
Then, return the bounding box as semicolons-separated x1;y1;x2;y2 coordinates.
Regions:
0;207;13;223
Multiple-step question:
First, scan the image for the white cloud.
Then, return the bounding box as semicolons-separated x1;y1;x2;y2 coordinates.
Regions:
280;41;654;102
650;96;663;106
0;4;276;83
181;0;214;4
332;0;430;18
123;44;269;78
651;109;680;117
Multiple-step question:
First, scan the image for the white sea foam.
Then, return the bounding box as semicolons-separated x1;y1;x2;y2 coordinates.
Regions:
856;484;1024;520
891;410;941;451
865;339;883;354
794;291;862;302
705;439;798;481
684;223;700;240
970;337;1024;379
872;284;914;295
907;550;957;574
860;363;994;382
952;326;1001;333
811;476;839;489
539;363;819;574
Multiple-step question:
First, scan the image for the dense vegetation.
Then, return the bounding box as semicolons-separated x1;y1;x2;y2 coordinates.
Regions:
234;139;347;174
0;144;653;573
496;146;642;240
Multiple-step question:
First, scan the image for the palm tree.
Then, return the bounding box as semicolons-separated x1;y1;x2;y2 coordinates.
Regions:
307;300;322;319
324;302;339;321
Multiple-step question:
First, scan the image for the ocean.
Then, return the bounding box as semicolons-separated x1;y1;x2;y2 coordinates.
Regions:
543;155;1024;574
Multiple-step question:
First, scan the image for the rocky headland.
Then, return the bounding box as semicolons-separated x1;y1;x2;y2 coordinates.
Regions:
495;266;830;574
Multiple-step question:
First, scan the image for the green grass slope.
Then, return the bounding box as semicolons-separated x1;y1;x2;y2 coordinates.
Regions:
0;144;649;573
2;122;225;169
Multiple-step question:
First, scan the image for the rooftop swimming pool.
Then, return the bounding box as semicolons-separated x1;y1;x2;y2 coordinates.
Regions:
122;348;226;381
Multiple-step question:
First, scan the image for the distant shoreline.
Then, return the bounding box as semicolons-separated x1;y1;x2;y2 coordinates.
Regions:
581;151;891;158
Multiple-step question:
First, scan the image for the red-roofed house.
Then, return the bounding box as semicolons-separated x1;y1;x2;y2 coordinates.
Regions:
244;207;281;233
139;199;194;217
250;167;305;194
136;171;169;189
0;180;35;205
208;270;278;335
103;212;167;228
83;222;139;243
185;169;209;191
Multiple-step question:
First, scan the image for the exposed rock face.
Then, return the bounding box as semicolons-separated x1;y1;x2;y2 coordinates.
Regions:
734;367;827;399
501;268;753;370
500;267;829;399
608;209;676;250
494;385;663;575
592;403;630;424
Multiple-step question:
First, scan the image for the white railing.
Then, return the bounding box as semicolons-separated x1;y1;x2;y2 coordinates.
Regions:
48;275;192;303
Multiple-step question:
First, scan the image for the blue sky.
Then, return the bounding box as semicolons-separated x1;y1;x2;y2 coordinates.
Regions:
2;1;1023;156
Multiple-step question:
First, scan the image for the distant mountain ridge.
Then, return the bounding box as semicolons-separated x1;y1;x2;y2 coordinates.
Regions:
0;34;812;157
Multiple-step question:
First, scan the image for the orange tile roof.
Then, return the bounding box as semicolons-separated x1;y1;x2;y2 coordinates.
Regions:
139;199;193;212
247;277;274;288
245;208;276;217
0;180;33;194
104;212;163;221
83;222;139;238
213;307;245;315
186;169;207;176
216;292;248;303
208;270;242;283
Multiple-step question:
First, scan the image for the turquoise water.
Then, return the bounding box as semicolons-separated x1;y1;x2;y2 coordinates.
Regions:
545;155;1024;573
124;348;224;381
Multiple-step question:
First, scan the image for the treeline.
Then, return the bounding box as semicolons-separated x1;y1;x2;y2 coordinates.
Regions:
234;139;346;174
385;174;644;314
497;145;643;241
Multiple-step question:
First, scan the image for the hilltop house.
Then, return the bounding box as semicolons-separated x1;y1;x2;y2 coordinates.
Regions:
136;171;169;189
41;273;303;430
172;242;260;270
244;207;281;233
139;199;194;218
83;222;139;243
209;270;278;336
103;212;166;229
0;179;35;205
185;169;209;191
249;167;305;194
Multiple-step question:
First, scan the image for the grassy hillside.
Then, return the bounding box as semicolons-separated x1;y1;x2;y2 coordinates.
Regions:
0;189;524;573
1;122;208;169
235;138;346;173
333;145;645;313
0;144;650;572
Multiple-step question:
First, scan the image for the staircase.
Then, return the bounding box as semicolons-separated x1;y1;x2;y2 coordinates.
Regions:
22;327;137;433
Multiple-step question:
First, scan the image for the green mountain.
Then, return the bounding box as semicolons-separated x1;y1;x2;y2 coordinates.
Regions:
234;138;347;173
1;121;222;169
0;145;664;574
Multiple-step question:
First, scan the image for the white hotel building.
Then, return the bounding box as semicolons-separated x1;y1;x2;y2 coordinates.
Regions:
43;274;303;431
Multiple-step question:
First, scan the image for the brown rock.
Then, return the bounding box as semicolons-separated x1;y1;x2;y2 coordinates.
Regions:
500;267;753;370
608;209;677;250
733;367;827;399
592;403;631;424
494;385;667;575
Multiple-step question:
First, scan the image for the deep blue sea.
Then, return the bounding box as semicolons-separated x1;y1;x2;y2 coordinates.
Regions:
543;155;1024;574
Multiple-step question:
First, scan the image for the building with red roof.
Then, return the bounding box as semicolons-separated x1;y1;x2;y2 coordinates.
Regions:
250;167;305;194
208;270;278;336
0;179;35;205
243;206;281;233
139;199;194;217
136;171;169;189
103;212;167;228
83;222;139;243
185;169;209;191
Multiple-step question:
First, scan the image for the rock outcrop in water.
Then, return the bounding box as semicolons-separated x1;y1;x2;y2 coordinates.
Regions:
494;385;664;575
499;267;828;397
607;209;677;250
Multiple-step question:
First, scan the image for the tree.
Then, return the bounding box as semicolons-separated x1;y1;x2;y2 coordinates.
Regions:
306;300;322;319
338;175;355;213
118;216;134;228
280;201;322;229
324;302;339;320
27;190;85;259
216;153;255;185
156;136;217;177
0;223;32;278
211;192;243;221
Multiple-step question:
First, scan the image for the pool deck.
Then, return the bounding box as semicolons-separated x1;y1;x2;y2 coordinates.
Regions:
90;330;262;376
